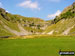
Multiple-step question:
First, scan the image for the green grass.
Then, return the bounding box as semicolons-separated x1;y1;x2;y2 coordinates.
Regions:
0;36;75;56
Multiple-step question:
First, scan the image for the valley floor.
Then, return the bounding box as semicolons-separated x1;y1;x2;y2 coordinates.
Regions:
0;36;75;56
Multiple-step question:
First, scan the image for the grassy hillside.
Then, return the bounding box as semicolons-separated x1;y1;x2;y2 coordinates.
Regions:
0;36;75;56
44;18;75;35
0;8;47;36
44;2;75;35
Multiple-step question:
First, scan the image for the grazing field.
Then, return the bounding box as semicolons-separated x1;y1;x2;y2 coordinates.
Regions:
0;36;75;56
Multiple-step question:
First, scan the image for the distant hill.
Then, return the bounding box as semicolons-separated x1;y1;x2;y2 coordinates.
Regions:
44;2;75;35
0;8;48;36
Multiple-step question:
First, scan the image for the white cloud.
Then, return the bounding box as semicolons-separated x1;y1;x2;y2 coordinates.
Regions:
49;0;60;2
47;10;61;19
18;0;40;10
6;10;9;12
0;2;3;7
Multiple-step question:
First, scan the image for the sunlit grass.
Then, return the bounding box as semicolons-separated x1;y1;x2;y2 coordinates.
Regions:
0;36;75;56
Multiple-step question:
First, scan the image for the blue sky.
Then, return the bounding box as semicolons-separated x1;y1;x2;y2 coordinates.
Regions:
0;0;75;20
